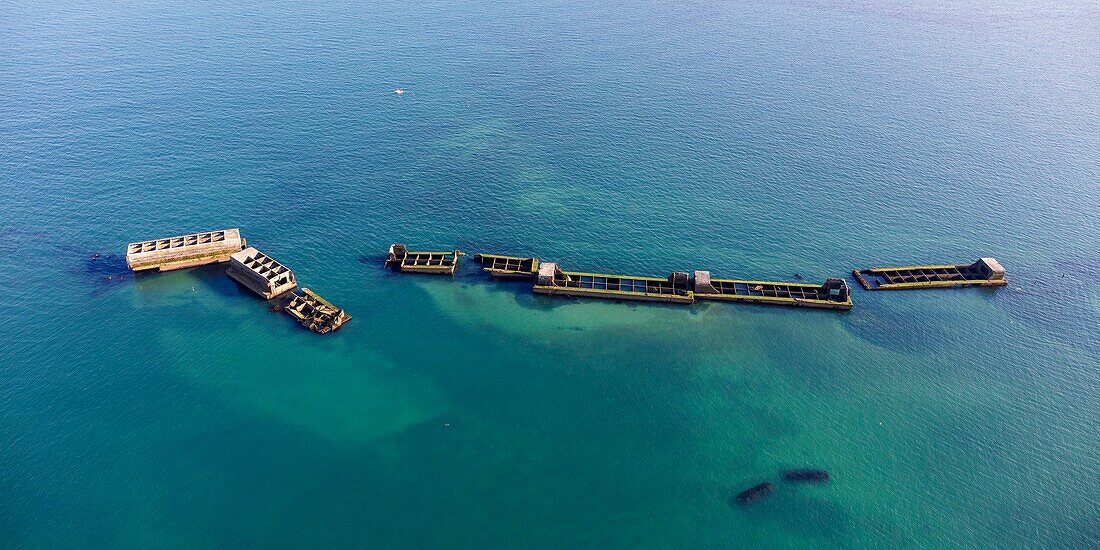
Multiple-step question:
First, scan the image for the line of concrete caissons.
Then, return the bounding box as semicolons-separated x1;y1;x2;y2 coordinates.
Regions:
124;228;1008;334
125;228;349;334
384;244;1008;309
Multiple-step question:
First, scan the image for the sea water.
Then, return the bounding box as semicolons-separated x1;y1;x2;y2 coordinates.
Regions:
1;0;1097;547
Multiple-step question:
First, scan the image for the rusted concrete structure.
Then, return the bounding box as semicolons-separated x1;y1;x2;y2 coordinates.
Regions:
283;288;351;334
125;228;245;272
226;247;297;299
385;244;463;275
533;262;694;304
853;258;1007;290
473;253;539;279
693;271;852;310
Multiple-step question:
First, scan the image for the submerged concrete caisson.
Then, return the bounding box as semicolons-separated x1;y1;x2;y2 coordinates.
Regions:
227;248;352;334
853;258;1006;291
783;469;830;482
283;288;351;334
473;253;539;279
122;229;348;335
533;262;695;304
385;244;463;275
735;482;774;505
476;252;851;310
693;271;852;310
226;247;298;299
123;231;1006;334
125;228;245;272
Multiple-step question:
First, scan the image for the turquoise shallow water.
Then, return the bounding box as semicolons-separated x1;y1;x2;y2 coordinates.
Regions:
2;0;1098;547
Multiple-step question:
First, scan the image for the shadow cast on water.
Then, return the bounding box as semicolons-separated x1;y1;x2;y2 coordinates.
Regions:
838;303;937;355
71;250;132;297
493;282;706;315
995;260;1099;354
190;263;258;300
725;481;853;546
356;254;387;266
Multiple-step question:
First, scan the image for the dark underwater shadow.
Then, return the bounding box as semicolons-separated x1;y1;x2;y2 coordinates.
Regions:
61;243;244;300
994;259;1099;353
68;249;131;297
356;254;387;267
838;301;939;355
182;263;251;299
724;480;854;546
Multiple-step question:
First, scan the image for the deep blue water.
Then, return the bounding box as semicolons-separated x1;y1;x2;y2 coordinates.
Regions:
2;0;1098;547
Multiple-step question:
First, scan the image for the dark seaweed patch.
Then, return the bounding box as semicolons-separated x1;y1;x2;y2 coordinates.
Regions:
839;306;933;354
995;261;1099;353
82;252;131;295
85;253;128;277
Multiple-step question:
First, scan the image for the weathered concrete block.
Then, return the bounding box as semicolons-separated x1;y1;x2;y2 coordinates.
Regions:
125;228;245;272
226;247;297;299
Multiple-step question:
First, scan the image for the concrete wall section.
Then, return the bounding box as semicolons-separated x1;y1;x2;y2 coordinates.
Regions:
125;228;245;271
226;247;297;299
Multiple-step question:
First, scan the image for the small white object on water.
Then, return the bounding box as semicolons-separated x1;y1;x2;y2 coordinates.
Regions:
394;88;406;95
